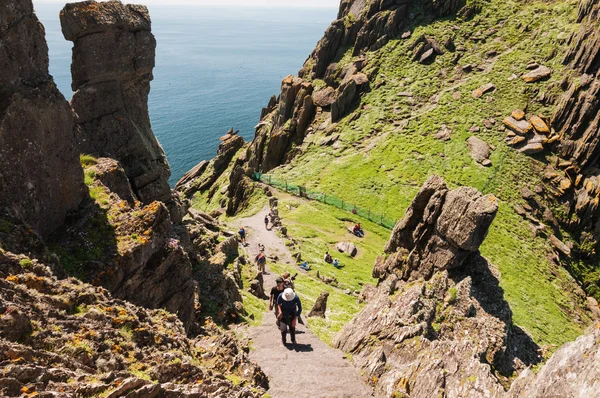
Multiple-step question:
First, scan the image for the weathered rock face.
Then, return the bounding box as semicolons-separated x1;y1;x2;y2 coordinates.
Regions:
377;176;497;281
0;241;267;397
176;128;245;197
549;0;600;240
52;158;196;331
0;0;83;239
333;176;541;397
61;0;171;205
508;323;600;398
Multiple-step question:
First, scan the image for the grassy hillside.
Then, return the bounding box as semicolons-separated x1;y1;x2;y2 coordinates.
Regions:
263;0;590;349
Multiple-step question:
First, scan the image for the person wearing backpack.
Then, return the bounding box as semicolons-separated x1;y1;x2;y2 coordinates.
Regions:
238;227;247;244
255;252;267;274
277;288;302;346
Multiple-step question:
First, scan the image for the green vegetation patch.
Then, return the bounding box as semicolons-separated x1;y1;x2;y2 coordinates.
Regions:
266;0;587;349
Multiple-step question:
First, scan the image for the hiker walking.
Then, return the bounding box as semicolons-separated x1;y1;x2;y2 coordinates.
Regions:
255;252;267;274
264;214;269;229
277;288;302;346
269;277;285;322
238;227;246;245
282;272;295;289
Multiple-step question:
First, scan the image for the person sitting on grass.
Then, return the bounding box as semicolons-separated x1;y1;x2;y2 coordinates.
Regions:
353;223;365;238
299;261;310;271
324;251;333;264
333;258;341;269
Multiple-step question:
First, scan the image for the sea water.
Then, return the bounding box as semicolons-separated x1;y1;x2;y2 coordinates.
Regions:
35;3;337;185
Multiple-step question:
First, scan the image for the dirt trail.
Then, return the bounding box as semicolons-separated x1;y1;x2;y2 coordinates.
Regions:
235;206;373;398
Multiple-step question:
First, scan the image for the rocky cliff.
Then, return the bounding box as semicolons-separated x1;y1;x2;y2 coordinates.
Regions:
212;0;482;215
51;157;197;331
0;220;267;397
550;0;600;248
0;0;83;239
333;176;540;397
333;177;600;397
60;0;173;207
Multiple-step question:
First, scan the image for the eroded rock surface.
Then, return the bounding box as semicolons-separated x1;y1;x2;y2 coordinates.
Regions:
334;176;540;398
0;239;267;397
0;0;83;239
61;0;171;205
51;158;196;331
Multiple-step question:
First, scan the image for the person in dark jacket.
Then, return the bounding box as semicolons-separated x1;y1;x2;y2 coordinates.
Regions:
269;277;285;322
277;288;302;345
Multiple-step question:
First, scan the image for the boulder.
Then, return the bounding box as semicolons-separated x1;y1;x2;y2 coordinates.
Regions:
434;125;452;141
503;116;533;135
336;242;358;257
472;83;496;98
518;142;544;155
511;109;525;120
529;115;550;134
308;291;329;318
249;273;267;299
61;1;172;205
312;86;336;107
522;65;552;83
0;0;84;239
92;158;136;204
466;136;491;164
549;235;571;256
380;176;497;281
175;160;209;191
332;79;358;122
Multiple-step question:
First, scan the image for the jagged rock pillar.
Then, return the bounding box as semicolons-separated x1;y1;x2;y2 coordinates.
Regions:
60;0;172;204
308;291;329;318
0;0;83;239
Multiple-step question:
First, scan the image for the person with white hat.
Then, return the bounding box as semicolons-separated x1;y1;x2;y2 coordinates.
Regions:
276;287;302;346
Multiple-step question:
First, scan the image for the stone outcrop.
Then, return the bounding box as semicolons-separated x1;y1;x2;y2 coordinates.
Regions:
0;240;267;397
308;291;330;318
52;159;196;331
333;176;541;397
376;176;497;281
0;0;83;239
508;323;600;397
61;1;172;205
176;128;245;197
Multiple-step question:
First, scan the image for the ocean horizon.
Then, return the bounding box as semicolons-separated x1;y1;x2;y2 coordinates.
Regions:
35;3;337;186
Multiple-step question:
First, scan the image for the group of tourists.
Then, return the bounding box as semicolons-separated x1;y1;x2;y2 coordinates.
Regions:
352;223;364;237
269;274;302;346
324;251;341;269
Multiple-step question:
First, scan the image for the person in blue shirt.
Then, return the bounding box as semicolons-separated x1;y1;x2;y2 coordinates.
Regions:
277;288;302;346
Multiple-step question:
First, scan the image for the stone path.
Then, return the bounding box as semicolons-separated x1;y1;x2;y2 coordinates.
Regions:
235;206;374;398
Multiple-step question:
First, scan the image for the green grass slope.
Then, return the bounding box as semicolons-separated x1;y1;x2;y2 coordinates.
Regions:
266;0;590;349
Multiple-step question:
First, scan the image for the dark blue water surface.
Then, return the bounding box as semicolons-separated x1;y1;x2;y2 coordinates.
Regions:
35;3;336;185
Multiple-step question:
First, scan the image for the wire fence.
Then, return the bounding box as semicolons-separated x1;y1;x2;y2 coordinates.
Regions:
252;173;398;230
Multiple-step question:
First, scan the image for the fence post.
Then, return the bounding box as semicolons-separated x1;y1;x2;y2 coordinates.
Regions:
324;193;326;204
341;200;344;210
268;175;271;184
285;180;288;192
380;214;383;225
